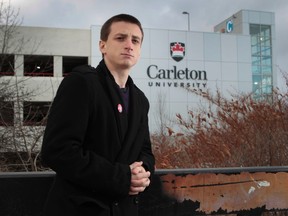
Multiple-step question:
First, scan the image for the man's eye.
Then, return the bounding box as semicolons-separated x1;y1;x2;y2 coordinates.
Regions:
133;39;140;44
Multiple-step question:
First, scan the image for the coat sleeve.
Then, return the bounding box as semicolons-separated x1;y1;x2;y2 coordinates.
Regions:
41;71;131;200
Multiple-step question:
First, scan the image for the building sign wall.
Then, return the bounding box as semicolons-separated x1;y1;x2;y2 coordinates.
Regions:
91;26;252;132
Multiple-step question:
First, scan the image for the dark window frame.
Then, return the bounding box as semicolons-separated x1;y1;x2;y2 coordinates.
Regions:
0;101;14;126
62;56;88;77
24;55;53;77
23;101;51;126
0;54;15;76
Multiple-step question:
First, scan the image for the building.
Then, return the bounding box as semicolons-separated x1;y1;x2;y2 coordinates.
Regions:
214;10;276;101
0;10;276;133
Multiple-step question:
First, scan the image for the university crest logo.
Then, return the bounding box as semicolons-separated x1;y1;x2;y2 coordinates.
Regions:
170;42;185;62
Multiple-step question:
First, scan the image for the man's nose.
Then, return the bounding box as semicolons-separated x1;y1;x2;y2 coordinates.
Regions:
125;39;133;50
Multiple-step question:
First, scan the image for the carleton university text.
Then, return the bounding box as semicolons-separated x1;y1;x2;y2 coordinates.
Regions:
147;65;207;89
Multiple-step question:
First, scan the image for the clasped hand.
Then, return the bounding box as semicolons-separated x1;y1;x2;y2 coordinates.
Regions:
129;161;151;195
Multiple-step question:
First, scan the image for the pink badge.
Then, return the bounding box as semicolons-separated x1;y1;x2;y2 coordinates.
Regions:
117;104;123;113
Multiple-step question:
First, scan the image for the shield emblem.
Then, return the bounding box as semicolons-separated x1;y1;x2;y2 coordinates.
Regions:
170;42;185;62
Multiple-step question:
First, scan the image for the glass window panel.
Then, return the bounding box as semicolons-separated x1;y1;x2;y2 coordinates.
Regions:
262;85;272;94
261;38;271;47
252;65;261;74
262;76;272;85
260;25;271;37
250;24;260;36
253;75;262;93
261;56;272;66
251;35;258;46
252;56;261;65
261;47;271;56
250;24;273;100
262;66;272;74
251;45;260;55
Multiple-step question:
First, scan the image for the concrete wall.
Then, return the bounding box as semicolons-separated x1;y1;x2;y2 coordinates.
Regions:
11;26;91;57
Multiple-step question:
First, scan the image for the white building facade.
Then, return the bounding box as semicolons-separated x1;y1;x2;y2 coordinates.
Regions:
0;10;276;133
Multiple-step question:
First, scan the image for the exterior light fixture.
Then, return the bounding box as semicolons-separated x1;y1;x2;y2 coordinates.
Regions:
182;11;190;31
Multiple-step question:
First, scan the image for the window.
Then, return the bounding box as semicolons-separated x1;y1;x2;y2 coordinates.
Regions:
23;102;51;126
250;24;260;36
260;25;271;37
0;54;14;76
262;65;272;75
24;55;53;77
250;24;273;101
253;75;272;96
0;101;14;126
63;56;88;76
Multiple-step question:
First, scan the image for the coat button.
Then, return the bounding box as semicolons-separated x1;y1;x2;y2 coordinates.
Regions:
134;197;139;205
113;201;119;206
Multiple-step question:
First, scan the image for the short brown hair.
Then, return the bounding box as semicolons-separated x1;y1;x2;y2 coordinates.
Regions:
100;14;144;42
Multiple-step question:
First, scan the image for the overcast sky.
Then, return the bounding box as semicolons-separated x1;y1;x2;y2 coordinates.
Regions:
11;0;288;89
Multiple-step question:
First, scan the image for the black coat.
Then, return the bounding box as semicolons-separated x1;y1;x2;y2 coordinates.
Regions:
41;60;155;216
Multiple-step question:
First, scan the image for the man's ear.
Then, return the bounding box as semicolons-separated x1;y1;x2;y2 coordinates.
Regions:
99;40;106;54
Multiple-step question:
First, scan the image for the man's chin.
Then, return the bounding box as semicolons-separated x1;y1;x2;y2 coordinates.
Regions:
119;61;136;70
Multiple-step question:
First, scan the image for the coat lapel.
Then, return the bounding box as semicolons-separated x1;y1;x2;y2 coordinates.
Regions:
106;75;126;139
97;61;125;142
97;60;143;163
116;77;142;163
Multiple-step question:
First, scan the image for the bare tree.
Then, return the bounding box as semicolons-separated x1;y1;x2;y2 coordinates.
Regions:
153;92;171;136
0;0;49;171
0;0;23;69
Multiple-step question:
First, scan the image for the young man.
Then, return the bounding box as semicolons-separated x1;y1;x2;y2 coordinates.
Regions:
41;14;155;216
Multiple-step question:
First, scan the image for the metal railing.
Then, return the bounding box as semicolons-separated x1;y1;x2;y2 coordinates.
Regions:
1;166;288;215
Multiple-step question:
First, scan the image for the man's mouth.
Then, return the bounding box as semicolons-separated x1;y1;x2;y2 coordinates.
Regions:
122;53;134;58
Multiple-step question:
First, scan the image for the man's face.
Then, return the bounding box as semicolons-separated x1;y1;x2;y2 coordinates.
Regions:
99;21;142;71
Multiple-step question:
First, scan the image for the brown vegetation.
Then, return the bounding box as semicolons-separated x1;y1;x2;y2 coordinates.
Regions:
152;83;288;169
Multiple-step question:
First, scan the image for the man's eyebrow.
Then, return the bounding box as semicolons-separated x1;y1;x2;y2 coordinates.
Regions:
131;35;142;43
132;35;141;40
114;33;141;40
114;33;126;37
